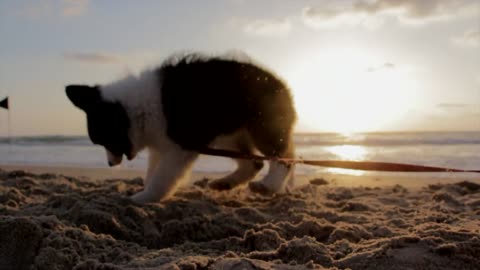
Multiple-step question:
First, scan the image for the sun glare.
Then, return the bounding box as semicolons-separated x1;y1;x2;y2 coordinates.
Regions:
325;145;367;161
286;48;419;133
324;144;368;176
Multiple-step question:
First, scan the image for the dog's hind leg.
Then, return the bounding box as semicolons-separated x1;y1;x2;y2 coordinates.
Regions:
145;148;161;186
208;158;264;191
208;131;264;190
249;143;295;195
247;118;296;195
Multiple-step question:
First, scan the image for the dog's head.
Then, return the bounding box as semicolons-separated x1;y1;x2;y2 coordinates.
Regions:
66;85;134;167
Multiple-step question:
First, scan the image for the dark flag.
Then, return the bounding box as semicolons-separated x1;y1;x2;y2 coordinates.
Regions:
0;97;8;110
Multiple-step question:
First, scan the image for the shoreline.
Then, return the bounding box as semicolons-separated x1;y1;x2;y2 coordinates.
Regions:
0;164;146;180
1;163;479;189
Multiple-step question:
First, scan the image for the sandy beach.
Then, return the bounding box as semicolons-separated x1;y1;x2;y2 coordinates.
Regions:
1;165;480;269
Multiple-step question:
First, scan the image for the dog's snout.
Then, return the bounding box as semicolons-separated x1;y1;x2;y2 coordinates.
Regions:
106;149;122;167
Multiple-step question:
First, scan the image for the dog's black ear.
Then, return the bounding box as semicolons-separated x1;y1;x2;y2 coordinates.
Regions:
65;85;101;111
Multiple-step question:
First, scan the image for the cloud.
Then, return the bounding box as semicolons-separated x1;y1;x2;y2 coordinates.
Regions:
243;18;292;37
451;29;480;48
19;1;52;18
61;0;88;17
353;0;474;22
18;0;88;18
63;52;120;63
302;5;382;29
437;103;472;109
436;103;478;114
62;50;169;75
302;0;477;29
367;62;395;72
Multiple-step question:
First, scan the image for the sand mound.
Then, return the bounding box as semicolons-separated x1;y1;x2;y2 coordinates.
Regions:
1;169;479;269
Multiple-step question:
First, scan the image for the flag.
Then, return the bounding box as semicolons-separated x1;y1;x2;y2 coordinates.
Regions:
0;97;8;110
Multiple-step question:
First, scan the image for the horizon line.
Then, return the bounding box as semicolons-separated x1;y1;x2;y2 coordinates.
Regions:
1;129;480;138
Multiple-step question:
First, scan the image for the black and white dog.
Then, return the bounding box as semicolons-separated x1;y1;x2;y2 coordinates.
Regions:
66;53;296;203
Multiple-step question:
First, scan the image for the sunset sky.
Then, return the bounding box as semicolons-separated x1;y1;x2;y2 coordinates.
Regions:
0;0;479;136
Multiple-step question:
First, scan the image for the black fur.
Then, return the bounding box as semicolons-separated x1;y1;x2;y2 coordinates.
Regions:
66;85;101;109
158;54;296;156
66;85;132;158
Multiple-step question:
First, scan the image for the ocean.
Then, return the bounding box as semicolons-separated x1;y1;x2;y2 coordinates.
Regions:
0;131;479;179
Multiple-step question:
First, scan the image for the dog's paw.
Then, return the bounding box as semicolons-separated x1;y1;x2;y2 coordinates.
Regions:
130;192;146;204
193;178;210;188
130;191;157;204
248;182;274;196
208;179;234;191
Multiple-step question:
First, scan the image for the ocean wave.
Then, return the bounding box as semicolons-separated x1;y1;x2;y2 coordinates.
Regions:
1;131;479;147
0;136;91;146
294;131;480;146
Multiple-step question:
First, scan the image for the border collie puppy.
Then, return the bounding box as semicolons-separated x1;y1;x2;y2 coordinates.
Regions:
66;53;297;203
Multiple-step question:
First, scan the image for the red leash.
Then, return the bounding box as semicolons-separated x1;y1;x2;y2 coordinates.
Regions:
199;147;480;173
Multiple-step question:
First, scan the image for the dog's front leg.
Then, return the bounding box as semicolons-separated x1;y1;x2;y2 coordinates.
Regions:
145;148;161;186
131;147;197;204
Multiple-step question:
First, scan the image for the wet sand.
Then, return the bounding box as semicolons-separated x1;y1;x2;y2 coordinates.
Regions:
1;166;479;269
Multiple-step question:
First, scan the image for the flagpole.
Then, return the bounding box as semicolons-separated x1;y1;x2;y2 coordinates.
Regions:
0;96;10;154
7;104;11;153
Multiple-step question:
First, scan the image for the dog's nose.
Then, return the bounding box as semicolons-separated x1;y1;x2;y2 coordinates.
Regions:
108;161;114;167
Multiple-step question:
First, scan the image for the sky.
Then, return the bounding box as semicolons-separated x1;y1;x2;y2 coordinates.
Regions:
0;0;479;136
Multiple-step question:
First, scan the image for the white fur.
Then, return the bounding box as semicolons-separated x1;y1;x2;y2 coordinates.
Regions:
99;69;294;203
258;161;292;191
130;142;197;203
101;70;168;156
101;70;191;203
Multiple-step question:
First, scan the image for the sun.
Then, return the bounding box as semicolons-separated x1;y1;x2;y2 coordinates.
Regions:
285;48;419;133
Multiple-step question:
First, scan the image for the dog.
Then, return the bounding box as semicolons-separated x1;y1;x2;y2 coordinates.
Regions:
66;53;297;203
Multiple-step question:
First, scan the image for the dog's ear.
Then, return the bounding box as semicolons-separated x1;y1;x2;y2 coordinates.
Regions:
65;85;101;111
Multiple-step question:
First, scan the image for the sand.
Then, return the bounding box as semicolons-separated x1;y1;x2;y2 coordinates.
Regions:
1;167;480;270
